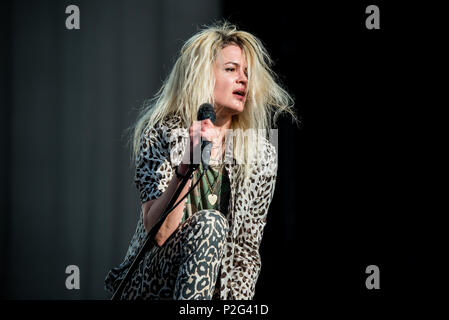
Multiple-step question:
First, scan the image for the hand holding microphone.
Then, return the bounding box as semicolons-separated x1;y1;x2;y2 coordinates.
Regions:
179;103;217;174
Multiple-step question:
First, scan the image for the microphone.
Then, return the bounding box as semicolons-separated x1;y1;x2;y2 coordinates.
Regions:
197;103;216;170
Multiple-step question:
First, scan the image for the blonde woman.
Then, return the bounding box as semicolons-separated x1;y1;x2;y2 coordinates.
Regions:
105;21;296;300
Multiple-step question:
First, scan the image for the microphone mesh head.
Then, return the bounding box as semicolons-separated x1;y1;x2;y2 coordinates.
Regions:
197;103;216;123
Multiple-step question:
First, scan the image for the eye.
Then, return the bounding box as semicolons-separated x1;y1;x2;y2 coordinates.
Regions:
225;67;235;72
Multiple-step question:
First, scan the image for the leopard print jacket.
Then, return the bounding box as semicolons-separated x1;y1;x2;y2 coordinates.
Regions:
116;115;277;300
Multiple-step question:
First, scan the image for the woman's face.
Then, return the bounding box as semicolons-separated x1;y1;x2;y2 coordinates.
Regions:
213;44;248;118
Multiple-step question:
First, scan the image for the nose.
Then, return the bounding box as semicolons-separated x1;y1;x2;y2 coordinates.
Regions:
236;69;247;85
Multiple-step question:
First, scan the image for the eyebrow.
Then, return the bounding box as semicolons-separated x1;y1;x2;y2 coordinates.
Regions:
224;62;248;70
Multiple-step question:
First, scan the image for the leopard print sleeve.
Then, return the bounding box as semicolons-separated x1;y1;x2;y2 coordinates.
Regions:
105;119;181;294
233;141;278;299
134;121;171;203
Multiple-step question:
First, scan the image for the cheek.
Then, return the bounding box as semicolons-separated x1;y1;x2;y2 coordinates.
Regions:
213;84;223;101
214;76;231;100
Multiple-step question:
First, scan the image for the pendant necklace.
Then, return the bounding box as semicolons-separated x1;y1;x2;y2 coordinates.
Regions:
203;165;223;206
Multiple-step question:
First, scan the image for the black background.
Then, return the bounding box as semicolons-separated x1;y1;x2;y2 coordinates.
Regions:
222;0;444;305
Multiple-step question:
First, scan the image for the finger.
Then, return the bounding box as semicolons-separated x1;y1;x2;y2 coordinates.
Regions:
201;118;213;127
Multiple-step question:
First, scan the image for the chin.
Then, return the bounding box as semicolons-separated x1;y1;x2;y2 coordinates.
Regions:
219;104;244;117
232;102;245;114
230;108;244;116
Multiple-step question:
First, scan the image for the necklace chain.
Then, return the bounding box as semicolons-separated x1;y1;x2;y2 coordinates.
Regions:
199;164;224;206
204;165;223;194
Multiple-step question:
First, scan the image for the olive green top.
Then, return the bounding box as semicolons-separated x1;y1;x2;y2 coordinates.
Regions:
181;161;231;222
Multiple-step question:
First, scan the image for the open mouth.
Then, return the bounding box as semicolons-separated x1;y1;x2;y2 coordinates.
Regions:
233;90;246;98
